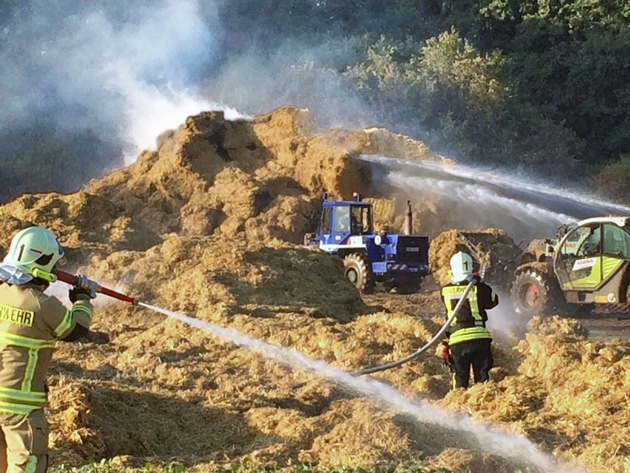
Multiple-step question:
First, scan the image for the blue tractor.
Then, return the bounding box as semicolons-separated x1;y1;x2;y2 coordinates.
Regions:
304;193;430;293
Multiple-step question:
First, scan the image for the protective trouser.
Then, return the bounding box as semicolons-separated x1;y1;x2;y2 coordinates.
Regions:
449;338;493;389
0;409;48;473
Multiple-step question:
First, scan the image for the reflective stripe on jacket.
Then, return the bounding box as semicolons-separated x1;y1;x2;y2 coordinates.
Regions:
440;280;498;346
0;282;92;415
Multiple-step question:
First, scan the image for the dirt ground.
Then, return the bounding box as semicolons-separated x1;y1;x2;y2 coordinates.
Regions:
0;107;628;473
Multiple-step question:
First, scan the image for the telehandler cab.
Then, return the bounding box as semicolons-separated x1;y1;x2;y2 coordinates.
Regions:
511;216;630;317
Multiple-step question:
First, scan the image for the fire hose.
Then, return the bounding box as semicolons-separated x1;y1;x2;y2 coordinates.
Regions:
52;269;140;305
352;278;475;376
52;259;479;378
353;238;489;377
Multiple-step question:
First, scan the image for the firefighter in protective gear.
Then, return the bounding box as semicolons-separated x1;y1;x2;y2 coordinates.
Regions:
440;251;498;390
0;226;95;473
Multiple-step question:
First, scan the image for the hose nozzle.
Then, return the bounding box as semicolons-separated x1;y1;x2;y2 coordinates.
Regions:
73;273;102;294
52;269;138;304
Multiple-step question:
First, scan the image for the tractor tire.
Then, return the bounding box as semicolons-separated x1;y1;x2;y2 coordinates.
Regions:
510;265;564;318
343;253;375;294
394;275;422;294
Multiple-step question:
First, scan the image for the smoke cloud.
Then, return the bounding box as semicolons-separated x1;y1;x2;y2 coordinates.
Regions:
0;0;220;198
201;37;374;129
4;0;627;253
0;0;378;201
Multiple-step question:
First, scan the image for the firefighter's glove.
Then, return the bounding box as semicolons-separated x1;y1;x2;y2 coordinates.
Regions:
440;341;451;367
69;286;96;303
435;341;448;359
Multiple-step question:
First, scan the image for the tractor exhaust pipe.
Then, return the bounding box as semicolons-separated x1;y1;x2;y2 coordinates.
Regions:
52;269;139;305
404;200;412;235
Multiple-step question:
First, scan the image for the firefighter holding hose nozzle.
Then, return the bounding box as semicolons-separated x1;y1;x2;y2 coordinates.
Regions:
0;226;96;472
440;251;498;390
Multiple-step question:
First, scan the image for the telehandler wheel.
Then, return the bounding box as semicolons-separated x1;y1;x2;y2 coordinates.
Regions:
343;253;375;294
510;266;562;318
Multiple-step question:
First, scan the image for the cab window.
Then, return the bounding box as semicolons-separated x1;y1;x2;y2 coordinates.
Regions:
333;206;350;232
320;207;331;234
560;225;596;257
602;224;630;257
350;206;371;234
576;225;601;257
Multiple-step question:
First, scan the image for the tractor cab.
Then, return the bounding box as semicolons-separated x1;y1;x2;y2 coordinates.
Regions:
308;193;373;247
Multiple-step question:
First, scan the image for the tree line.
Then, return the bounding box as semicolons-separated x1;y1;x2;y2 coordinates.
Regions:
0;0;628;202
218;0;630;201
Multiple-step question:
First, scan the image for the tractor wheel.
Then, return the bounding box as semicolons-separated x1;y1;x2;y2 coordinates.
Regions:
383;279;396;293
343;253;375;294
510;266;563;318
394;275;422;294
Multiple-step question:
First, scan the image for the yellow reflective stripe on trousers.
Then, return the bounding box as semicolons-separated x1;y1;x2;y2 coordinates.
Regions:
25;455;38;473
0;386;45;403
0;395;45;412
448;326;492;345
0;332;55;349
0;401;35;415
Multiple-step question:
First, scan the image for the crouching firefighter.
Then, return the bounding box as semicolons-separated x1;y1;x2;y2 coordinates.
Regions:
440;251;498;390
0;226;96;472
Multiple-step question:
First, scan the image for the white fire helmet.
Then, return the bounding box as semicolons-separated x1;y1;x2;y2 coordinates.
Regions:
450;251;473;282
3;226;65;280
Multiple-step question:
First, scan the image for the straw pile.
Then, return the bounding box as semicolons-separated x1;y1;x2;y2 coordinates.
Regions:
0;106;626;473
429;228;522;289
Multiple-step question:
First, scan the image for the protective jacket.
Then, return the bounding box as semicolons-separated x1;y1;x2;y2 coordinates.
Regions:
0;282;92;416
440;279;498;346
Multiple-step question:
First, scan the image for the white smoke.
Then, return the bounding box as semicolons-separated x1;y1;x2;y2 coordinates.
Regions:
0;0;238;190
0;0;377;198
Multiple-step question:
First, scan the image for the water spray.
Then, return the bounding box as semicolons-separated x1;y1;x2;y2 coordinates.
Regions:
48;269;584;472
135;301;581;473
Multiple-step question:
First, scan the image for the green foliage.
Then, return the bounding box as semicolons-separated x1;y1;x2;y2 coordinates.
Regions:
462;0;630;169
50;459;189;473
346;28;584;178
507;27;630;160
50;459;126;473
420;30;508;113
347;30;509;121
3;0;628;198
590;155;630;202
337;0;628;185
